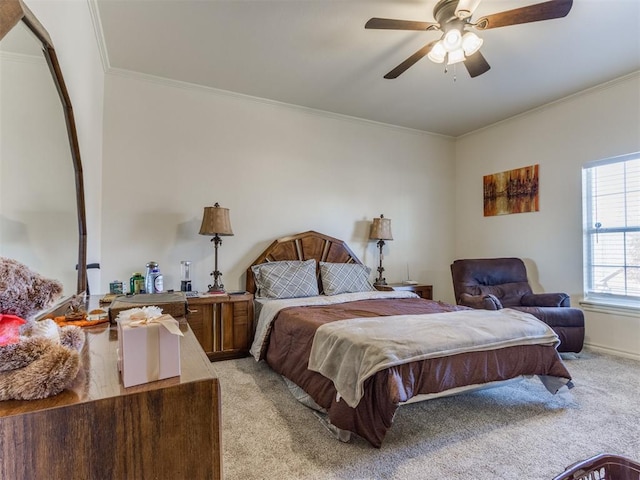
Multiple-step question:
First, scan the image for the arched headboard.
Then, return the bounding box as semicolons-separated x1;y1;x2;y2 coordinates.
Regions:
245;231;362;293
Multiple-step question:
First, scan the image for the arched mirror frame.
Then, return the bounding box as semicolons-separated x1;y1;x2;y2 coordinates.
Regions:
0;0;87;295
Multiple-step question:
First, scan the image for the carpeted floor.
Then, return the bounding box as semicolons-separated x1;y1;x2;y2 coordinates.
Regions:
211;349;640;480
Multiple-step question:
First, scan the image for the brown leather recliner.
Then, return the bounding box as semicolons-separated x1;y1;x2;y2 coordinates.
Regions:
450;258;584;353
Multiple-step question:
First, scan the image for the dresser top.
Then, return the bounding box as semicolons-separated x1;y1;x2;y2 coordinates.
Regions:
0;303;215;418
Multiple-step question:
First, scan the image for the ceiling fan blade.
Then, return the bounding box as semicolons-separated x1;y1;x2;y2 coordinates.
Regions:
455;0;483;19
383;41;437;79
365;17;439;31
463;50;491;78
475;0;572;30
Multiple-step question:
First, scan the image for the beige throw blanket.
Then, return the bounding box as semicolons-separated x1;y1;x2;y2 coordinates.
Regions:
308;308;560;408
249;290;419;360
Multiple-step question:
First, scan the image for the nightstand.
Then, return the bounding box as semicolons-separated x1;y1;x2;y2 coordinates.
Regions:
375;283;433;300
187;292;254;361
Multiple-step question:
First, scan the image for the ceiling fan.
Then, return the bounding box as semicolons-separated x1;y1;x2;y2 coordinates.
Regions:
365;0;573;79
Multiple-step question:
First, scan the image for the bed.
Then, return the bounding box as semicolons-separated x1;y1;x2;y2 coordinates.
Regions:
246;231;573;447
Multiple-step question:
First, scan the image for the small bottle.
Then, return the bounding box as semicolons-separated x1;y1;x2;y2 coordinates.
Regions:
145;262;157;294
130;272;144;294
180;260;192;292
144;262;164;294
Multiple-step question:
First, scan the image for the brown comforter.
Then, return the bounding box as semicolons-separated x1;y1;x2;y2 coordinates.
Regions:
263;297;572;447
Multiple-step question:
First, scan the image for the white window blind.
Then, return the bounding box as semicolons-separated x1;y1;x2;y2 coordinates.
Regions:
583;153;640;305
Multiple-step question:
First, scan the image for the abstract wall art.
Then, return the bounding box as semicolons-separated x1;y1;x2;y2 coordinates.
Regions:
483;164;539;216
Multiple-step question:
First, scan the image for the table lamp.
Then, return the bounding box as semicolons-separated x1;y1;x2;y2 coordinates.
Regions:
369;214;393;286
199;203;233;293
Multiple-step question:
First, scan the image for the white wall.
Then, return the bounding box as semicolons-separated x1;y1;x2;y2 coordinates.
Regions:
101;72;456;296
455;73;640;358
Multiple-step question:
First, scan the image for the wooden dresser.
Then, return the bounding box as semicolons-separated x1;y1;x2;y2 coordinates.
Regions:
0;308;222;480
187;292;254;361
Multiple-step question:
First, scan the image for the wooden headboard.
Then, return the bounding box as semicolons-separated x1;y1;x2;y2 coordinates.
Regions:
245;231;362;293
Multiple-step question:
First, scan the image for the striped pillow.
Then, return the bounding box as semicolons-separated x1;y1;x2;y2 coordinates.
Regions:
320;262;374;295
251;259;318;299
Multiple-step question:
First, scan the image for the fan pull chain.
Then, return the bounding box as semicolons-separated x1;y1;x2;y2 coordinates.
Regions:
444;64;457;82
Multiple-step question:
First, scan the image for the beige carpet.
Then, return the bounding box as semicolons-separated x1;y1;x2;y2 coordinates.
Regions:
211;350;640;480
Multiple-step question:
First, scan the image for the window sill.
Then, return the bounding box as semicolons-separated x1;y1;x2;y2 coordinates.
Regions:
580;299;640;317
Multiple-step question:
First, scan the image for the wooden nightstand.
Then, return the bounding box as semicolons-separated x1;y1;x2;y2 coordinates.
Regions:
375;283;433;300
187;292;254;361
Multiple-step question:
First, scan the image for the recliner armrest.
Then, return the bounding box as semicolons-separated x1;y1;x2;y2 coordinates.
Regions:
459;293;502;310
521;292;571;307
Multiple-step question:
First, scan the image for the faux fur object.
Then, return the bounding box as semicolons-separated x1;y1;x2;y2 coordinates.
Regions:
0;257;63;320
0;318;85;400
0;257;84;400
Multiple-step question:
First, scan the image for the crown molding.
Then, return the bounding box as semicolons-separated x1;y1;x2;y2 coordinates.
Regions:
104;66;453;140
87;0;109;72
460;71;640;139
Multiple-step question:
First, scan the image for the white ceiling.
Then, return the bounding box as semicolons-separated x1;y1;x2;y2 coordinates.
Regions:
94;0;640;137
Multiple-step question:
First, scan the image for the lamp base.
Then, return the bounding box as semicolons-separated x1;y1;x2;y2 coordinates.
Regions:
207;285;226;294
374;278;387;286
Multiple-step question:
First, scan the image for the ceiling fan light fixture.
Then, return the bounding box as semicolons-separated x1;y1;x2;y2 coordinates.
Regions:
461;31;483;56
447;47;465;65
365;0;575;79
443;29;462;51
427;41;446;63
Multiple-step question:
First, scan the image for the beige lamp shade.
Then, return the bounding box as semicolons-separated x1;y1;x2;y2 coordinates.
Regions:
199;203;234;236
369;214;393;241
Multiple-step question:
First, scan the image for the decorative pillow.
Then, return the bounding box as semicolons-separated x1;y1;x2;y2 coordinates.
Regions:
319;262;374;296
0;257;63;320
251;259;319;299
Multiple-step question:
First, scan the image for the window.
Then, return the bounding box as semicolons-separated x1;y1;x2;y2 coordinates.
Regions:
583;153;640;307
